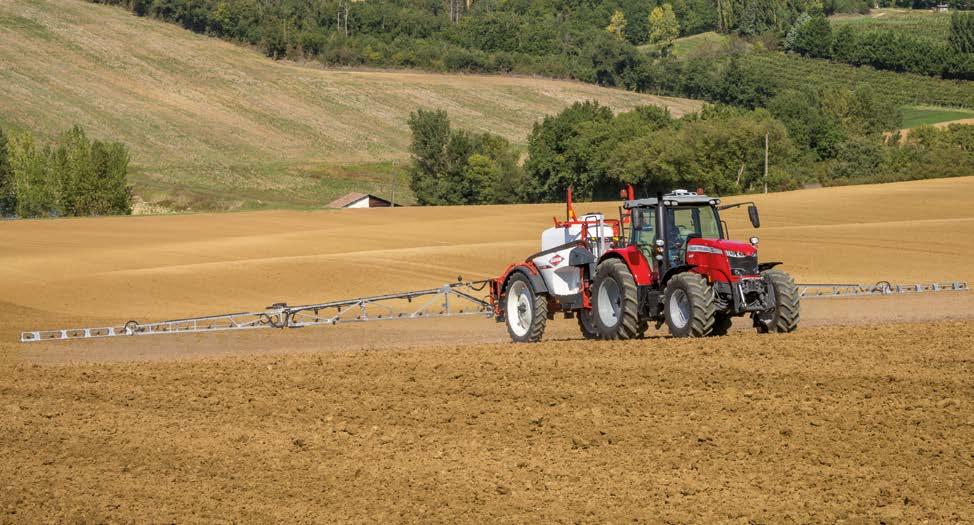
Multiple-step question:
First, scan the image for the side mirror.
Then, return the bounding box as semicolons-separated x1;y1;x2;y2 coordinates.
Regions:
748;205;761;228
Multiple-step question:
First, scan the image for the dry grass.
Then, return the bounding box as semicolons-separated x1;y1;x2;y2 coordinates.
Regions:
0;0;701;210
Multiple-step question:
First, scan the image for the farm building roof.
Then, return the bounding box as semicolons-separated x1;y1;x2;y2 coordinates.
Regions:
325;192;395;208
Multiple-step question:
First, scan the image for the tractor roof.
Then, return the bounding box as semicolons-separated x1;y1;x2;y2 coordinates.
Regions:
623;190;717;209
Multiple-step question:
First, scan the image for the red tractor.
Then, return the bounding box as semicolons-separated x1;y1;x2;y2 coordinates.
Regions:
489;189;800;342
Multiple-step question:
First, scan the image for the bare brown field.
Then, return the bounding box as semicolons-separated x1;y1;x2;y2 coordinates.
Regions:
2;322;973;522
1;178;973;520
0;0;700;209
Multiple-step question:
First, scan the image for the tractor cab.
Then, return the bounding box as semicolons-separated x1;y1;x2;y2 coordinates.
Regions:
625;190;762;282
627;190;724;274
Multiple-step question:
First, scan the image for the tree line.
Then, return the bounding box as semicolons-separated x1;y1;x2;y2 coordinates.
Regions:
91;0;974;108
91;0;857;82
785;11;974;80
0;125;132;218
407;99;974;204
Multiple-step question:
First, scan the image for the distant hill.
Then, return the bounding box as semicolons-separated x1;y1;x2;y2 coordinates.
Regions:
0;0;702;211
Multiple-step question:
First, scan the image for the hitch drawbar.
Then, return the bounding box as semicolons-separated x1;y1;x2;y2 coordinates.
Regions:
20;281;493;343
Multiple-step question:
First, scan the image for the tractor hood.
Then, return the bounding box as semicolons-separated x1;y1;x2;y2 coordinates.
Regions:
688;238;757;257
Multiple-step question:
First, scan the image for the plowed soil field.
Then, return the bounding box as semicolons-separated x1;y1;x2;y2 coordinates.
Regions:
2;178;974;521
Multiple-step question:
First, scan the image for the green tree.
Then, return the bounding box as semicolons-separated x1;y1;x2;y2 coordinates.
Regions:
737;0;786;36
831;24;856;62
606;10;627;41
792;14;832;59
950;11;974;53
103;141;133;215
825;136;885;182
407;108;524;205
0;125;131;218
523;101;615;202
8;131;55;218
783;13;810;52
647;4;680;46
607;108;802;194
0;128;14;216
407;109;451;205
716;57;777;109
768;89;846;160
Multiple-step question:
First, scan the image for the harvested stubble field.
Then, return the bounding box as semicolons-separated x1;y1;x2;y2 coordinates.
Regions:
0;0;699;210
1;177;974;521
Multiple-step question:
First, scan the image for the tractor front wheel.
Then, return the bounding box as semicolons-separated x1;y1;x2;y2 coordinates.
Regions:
709;313;733;337
591;259;640;340
664;272;716;337
754;269;800;333
503;273;548;343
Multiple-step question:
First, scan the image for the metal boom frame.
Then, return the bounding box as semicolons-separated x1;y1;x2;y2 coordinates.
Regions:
19;279;969;343
21;281;493;343
798;281;968;299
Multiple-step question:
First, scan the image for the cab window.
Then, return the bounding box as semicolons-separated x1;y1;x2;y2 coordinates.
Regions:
631;208;657;261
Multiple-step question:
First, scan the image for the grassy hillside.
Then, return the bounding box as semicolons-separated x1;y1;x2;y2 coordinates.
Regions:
831;8;951;42
638;32;730;57
901;106;974;128
741;52;974;108
0;0;701;211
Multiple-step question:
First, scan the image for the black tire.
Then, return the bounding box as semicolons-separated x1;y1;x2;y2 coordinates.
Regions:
636;320;651;338
577;308;599;339
710;313;733;337
503;273;548;343
754;269;800;334
591;259;640;340
663;272;716;338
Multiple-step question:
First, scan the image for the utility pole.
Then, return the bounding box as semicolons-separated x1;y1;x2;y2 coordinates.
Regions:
390;161;397;207
764;131;769;194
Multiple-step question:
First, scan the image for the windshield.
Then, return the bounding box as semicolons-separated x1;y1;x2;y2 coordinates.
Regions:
666;205;722;243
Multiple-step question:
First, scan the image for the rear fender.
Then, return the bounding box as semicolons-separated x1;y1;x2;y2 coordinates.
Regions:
660;264;696;288
598;246;654;286
493;263;548;298
490;263;547;318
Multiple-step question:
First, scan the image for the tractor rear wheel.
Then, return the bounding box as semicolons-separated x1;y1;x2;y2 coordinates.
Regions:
663;272;716;337
591;259;640;340
577;309;599;339
754;269;800;333
503;273;548;343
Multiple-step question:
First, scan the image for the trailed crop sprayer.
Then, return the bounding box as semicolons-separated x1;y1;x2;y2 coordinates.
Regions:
20;188;968;344
489;187;798;342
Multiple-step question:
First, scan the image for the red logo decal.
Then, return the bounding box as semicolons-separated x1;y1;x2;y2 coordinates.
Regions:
549;254;564;265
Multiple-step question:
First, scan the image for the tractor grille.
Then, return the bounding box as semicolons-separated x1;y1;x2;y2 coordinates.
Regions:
729;254;759;276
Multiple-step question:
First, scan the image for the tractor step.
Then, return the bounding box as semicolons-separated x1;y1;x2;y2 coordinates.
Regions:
20;281;493;343
797;281;969;299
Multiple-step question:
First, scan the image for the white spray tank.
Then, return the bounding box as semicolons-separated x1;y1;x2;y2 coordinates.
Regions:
532;213;612;297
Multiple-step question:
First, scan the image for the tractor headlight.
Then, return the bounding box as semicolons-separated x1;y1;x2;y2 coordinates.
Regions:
749;236;759;246
655;239;665;247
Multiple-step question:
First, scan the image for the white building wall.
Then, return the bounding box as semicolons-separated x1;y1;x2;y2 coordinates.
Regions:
346;197;371;208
